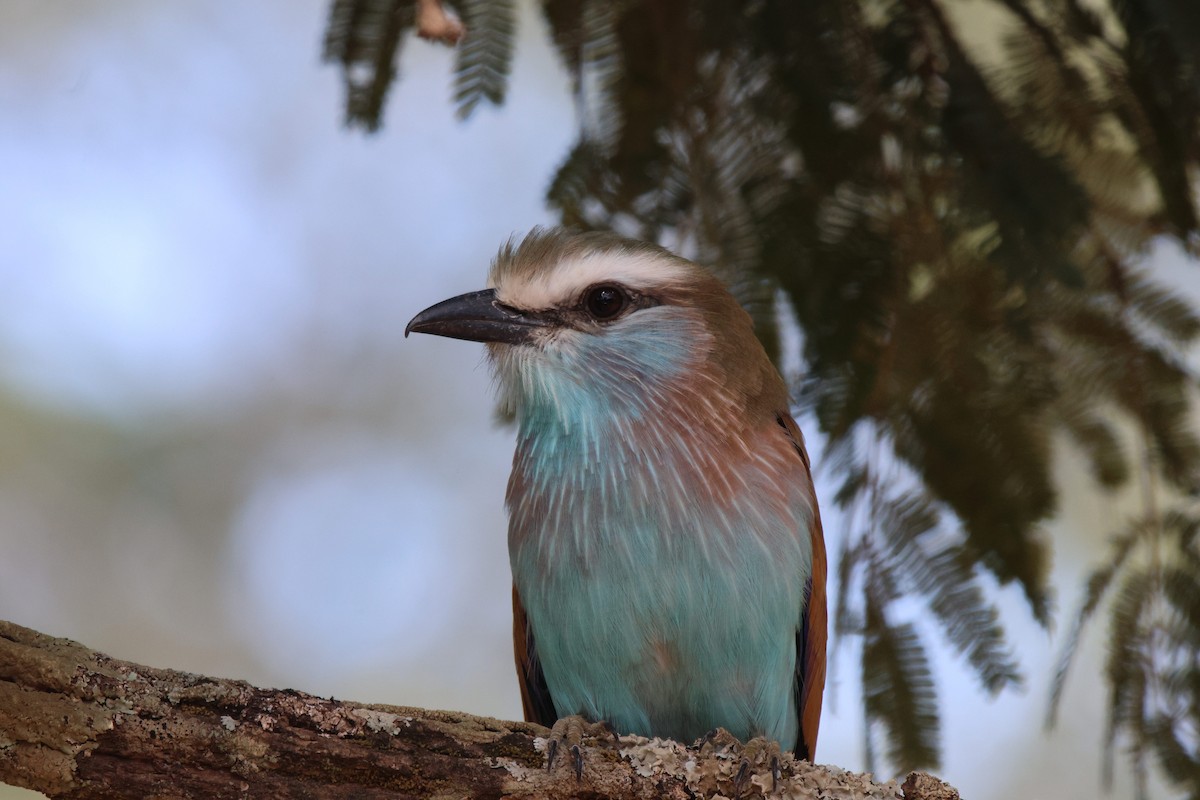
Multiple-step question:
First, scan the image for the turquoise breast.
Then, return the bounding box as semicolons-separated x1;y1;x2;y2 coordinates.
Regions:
503;308;813;748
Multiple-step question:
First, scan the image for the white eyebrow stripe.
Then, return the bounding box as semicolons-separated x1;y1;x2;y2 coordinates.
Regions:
490;252;692;310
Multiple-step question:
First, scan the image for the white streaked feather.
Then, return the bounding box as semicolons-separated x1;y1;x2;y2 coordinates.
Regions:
490;251;692;311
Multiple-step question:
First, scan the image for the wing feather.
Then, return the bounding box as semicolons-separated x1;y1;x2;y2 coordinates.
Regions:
512;584;557;726
777;412;828;761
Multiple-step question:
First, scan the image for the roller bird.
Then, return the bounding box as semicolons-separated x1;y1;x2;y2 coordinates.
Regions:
406;228;826;767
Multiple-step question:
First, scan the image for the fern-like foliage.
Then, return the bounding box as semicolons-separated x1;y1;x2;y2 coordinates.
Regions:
1052;505;1200;798
324;0;415;131
862;585;941;772
322;0;1200;786
835;427;1021;771
452;0;516;119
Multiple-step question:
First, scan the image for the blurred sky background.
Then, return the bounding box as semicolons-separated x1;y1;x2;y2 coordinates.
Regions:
0;2;1194;797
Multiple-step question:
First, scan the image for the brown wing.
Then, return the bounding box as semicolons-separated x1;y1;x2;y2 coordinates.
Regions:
512;584;557;726
777;412;828;762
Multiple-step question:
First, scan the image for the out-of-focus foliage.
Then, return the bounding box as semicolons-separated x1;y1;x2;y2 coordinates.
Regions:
325;0;417;131
451;0;516;119
1050;502;1200;799
323;0;1200;786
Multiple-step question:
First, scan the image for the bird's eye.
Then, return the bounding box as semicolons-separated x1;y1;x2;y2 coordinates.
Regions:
585;285;627;320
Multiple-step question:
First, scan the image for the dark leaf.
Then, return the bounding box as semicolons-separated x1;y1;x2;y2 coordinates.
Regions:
1104;566;1154;781
324;0;414;131
453;0;517;119
1047;515;1145;725
862;589;941;772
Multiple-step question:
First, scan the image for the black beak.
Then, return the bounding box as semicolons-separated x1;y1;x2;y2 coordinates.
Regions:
405;289;549;345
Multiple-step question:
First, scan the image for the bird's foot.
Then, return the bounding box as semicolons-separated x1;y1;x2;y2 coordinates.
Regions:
699;730;783;798
544;715;619;781
740;737;783;796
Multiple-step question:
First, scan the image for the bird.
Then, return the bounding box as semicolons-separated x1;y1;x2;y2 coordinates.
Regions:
405;228;827;766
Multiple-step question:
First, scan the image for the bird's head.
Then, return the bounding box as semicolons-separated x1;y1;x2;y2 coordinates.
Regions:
405;228;783;434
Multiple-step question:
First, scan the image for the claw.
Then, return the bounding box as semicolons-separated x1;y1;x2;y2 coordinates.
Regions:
699;727;741;754
543;715;618;780
770;754;782;793
733;759;752;800
570;743;584;781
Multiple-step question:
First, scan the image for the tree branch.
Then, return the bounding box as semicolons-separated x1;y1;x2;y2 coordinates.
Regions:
0;620;958;799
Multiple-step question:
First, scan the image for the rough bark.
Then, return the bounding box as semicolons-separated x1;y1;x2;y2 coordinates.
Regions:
0;620;958;799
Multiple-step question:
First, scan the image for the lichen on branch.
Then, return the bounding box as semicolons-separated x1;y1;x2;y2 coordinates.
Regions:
0;620;956;799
